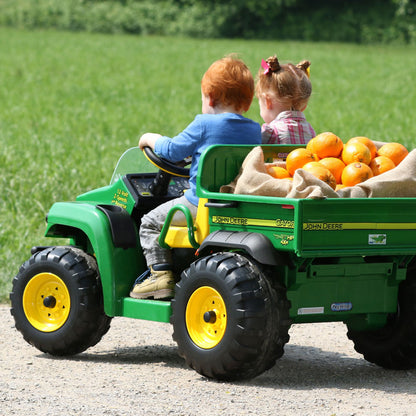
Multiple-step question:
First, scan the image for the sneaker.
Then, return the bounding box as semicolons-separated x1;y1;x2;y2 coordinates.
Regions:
130;264;175;300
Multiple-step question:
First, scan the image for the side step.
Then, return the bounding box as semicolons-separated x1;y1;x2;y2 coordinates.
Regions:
121;297;172;323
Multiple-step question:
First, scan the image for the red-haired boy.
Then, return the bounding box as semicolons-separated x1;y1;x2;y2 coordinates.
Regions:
131;55;261;299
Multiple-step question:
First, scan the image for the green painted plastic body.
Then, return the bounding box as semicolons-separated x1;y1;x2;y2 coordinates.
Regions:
43;144;416;329
196;144;416;329
45;153;170;322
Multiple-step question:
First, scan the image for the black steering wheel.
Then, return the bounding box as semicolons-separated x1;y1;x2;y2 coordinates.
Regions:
143;146;191;178
143;147;191;196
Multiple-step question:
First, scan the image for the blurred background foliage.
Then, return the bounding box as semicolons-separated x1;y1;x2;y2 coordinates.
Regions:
0;0;415;44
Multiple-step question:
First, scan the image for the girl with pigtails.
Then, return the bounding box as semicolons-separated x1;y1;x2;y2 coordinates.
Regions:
256;55;316;144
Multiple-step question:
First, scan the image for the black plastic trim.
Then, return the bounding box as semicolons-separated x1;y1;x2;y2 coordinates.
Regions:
96;204;137;249
198;230;286;266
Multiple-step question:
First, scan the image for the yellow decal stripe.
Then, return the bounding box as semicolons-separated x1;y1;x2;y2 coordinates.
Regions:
211;216;294;229
303;222;416;231
247;219;277;226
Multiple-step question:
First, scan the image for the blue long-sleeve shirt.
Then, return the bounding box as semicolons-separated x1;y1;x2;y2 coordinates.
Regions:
154;113;261;205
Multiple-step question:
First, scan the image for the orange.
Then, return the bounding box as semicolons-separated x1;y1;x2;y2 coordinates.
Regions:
318;157;346;184
285;148;317;176
341;162;373;187
302;163;337;190
369;156;396;176
377;142;408;166
302;161;323;170
335;184;345;191
347;137;378;160
306;132;343;159
266;165;291;179
306;138;316;154
341;141;372;165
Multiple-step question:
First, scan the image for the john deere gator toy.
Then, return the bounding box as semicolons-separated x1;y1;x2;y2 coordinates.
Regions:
10;145;416;380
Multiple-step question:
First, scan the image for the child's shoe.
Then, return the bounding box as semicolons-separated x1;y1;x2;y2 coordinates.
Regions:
130;264;175;299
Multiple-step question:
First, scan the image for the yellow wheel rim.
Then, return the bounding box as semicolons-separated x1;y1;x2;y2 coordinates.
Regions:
23;272;71;332
185;286;227;349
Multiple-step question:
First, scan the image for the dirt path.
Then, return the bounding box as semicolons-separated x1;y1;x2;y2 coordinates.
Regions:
1;304;415;415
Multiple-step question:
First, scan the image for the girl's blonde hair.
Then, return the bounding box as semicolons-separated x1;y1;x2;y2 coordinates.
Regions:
256;55;312;111
201;55;254;113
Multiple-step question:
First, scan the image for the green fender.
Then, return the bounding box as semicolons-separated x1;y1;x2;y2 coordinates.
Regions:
45;201;144;317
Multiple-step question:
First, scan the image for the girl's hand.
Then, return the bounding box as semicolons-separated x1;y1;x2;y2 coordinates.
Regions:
138;133;162;150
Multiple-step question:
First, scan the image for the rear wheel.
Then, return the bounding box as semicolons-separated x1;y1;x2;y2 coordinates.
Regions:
10;246;112;355
171;252;290;381
347;276;416;369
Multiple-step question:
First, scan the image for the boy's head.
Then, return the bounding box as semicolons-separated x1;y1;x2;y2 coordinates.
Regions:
256;55;312;111
201;55;254;113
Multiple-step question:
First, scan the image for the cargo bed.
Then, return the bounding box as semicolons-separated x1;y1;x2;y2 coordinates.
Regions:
197;144;416;258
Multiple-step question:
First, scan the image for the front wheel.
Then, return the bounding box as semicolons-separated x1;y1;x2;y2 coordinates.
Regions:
171;252;290;381
347;276;416;369
10;246;112;355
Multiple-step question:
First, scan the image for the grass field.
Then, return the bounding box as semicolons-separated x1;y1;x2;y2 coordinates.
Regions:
1;27;416;301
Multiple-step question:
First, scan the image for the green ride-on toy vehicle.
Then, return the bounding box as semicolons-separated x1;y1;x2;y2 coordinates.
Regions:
10;144;416;381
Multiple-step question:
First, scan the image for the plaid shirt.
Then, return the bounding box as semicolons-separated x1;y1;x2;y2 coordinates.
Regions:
261;111;316;145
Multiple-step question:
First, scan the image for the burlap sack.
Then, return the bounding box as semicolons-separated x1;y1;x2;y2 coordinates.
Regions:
219;146;293;197
220;146;416;199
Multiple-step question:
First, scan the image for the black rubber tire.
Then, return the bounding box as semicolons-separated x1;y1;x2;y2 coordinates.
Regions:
10;246;112;356
171;252;290;381
347;276;416;370
262;269;292;372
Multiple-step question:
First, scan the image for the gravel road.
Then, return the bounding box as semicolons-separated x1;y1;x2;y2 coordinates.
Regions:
1;304;415;416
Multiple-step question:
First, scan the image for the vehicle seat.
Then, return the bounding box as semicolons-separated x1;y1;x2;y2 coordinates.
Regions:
161;198;209;249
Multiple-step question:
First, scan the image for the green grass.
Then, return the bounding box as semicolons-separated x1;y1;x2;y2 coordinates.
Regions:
1;27;416;302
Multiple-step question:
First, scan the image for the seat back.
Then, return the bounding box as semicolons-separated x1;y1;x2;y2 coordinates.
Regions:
161;198;209;249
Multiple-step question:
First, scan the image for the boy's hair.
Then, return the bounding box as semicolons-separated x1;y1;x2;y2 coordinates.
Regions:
256;55;312;111
201;55;254;113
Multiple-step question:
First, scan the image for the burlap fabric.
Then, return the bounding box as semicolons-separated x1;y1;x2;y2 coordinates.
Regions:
220;146;416;199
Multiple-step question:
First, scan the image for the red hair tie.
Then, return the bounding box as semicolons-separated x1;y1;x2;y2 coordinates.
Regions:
261;59;271;75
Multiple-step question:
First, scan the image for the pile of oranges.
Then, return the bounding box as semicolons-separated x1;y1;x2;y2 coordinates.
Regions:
266;132;409;190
